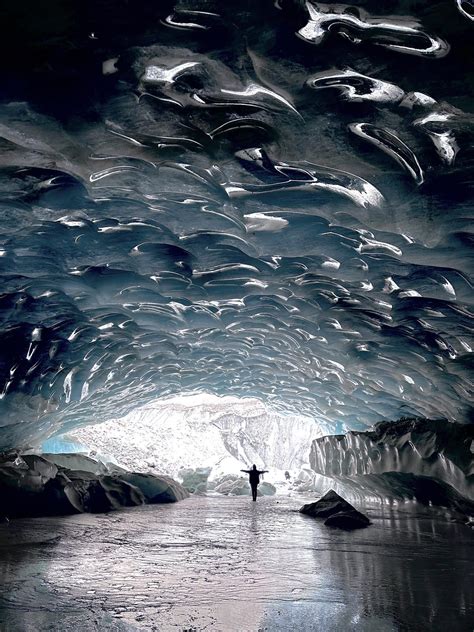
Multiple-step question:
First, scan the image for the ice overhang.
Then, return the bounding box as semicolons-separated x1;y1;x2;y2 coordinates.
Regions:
0;0;473;450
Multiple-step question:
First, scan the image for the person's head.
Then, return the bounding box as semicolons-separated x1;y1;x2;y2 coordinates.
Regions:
252;464;257;470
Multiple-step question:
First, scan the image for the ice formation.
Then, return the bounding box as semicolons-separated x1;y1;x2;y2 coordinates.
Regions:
309;418;474;497
62;395;322;481
305;418;474;522
0;0;472;462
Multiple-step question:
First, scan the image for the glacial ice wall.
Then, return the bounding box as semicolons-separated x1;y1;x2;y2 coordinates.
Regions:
66;395;322;477
0;0;473;448
309;418;474;498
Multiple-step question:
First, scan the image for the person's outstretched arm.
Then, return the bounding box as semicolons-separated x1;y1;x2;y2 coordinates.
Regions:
240;469;251;473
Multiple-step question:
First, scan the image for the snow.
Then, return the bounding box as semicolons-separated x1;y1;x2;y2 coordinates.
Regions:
62;395;323;483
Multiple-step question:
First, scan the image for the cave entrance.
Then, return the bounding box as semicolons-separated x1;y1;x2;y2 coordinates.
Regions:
41;393;323;494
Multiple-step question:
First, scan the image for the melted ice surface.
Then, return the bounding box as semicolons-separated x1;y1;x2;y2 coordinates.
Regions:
0;496;472;631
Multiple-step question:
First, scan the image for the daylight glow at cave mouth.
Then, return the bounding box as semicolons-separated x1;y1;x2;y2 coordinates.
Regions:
56;393;324;479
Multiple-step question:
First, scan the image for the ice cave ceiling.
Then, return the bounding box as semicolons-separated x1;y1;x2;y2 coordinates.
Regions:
0;0;473;449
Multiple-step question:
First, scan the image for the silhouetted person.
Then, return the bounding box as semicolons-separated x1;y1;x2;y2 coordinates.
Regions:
240;464;268;501
284;470;291;481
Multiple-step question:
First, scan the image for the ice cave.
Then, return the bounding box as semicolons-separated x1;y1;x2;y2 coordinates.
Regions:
0;0;473;630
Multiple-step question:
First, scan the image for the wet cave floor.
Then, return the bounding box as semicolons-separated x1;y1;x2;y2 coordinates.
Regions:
0;495;472;632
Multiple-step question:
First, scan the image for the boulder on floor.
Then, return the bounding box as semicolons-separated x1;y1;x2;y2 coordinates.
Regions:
324;510;371;530
300;489;355;517
300;489;370;529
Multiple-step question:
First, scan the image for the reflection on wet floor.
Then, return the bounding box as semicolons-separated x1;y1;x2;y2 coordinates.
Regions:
0;496;472;631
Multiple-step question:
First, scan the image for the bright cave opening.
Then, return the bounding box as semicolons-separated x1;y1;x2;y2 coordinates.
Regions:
41;393;325;495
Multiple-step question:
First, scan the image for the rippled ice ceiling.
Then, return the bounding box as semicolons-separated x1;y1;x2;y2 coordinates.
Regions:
0;0;473;448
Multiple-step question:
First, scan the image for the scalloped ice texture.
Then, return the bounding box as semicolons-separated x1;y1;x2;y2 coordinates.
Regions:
309;418;474;498
0;0;473;450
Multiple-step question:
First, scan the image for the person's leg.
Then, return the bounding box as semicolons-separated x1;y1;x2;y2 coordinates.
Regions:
251;485;257;501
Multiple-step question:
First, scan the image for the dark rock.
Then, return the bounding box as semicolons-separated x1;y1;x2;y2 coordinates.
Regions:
300;489;371;529
324;510;371;530
300;489;357;518
66;478;112;513
44;471;145;513
0;453;187;518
